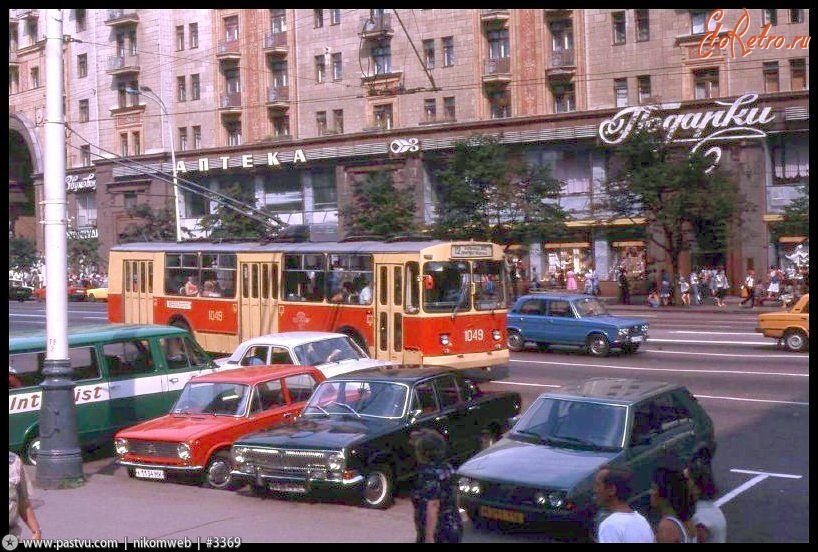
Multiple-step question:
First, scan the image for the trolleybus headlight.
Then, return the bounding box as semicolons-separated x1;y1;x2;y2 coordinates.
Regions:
492;329;502;341
440;334;451;346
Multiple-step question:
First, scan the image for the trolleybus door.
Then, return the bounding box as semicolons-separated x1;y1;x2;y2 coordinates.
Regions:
123;260;154;325
239;262;277;342
374;264;404;363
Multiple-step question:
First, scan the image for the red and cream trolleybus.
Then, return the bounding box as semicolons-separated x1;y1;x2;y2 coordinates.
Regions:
108;239;510;379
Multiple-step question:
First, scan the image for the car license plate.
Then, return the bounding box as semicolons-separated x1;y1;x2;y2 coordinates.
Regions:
268;482;307;493
630;335;643;343
479;506;524;524
134;468;165;480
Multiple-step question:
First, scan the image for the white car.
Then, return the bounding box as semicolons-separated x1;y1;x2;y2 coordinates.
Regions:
213;331;391;379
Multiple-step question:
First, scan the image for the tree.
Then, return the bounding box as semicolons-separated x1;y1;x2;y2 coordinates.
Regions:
602;126;741;300
340;170;418;238
67;238;100;273
9;236;38;270
430;134;567;245
770;183;809;241
196;183;279;240
118;203;178;243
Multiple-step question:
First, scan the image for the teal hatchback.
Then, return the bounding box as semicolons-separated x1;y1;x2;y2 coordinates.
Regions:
506;293;649;356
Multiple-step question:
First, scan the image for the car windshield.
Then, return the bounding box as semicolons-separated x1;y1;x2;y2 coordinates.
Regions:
293;337;367;366
573;297;610;317
303;380;408;418
172;382;250;416
511;397;626;450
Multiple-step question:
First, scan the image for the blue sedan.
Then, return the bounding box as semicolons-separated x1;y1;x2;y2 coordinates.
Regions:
506;293;648;356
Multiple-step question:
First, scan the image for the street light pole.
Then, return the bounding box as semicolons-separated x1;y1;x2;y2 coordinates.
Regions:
126;86;182;242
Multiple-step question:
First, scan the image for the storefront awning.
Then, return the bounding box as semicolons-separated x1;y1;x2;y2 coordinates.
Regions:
544;242;591;249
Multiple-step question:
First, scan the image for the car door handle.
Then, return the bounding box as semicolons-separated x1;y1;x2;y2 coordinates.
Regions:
168;377;179;384
435;415;447;422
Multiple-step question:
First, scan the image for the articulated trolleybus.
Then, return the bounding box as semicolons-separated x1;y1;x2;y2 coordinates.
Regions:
108;239;510;379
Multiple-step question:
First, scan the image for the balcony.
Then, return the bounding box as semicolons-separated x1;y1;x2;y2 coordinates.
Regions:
105;9;139;26
481;9;510;24
359;14;394;39
266;86;289;109
546;49;575;77
219;92;242;113
217;39;241;60
9;51;20;66
263;31;288;56
106;54;140;75
482;57;512;83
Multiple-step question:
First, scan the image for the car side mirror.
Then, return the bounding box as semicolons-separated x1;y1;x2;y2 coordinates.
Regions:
508;415;521;429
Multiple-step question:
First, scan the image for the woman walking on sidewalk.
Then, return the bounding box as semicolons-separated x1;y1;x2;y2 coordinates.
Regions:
713;268;729;307
740;269;757;308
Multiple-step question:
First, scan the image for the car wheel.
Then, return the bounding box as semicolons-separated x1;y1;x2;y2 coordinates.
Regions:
203;451;240;491
362;464;394;509
783;329;808;352
586;334;610;357
23;436;41;466
507;331;525;352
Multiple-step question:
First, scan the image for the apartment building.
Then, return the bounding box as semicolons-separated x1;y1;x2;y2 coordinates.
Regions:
9;9;809;284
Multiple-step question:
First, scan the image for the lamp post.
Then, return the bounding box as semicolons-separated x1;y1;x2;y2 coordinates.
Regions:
126;85;182;241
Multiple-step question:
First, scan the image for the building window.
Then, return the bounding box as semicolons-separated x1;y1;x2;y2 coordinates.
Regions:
489;89;511;119
75;9;86;32
424;98;436;122
790;58;806;91
189;22;199;49
315;55;326;83
442;36;454;67
78;54;87;78
763;62;779;93
271;9;286;33
193;126;202;149
226;120;242;146
123;191;137;211
225;15;239;41
372;45;392;75
763;9;777;26
694;68;719;99
316;111;327;135
443;96;456;120
635;9;649;41
132;131;140;156
10;27;18;52
115;31;126;57
30;67;40;89
331;53;342;81
314;9;324;28
552;82;575;113
80;145;91;167
176;25;185;51
373;104;393;130
691;10;715;34
612;11;626;45
178;127;188;151
550;19;573;52
79;99;89;123
76;193;97;227
177;76;186;102
333;109;344;133
487;29;510;59
637;75;652;103
26;20;37;42
120;133;128;157
330;9;341;25
191;74;200;100
272;115;289;137
789;9;803;23
225;67;240;94
614;78;628;107
271;61;288;87
423;39;435;69
10;68;20;95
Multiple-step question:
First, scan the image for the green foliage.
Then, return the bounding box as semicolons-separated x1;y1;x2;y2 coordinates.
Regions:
9;237;38;270
67;238;100;272
431;134;567;244
341;170;418;238
195;183;269;240
118;203;178;243
770;184;809;240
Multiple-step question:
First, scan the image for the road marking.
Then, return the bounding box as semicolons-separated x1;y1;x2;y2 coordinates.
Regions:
714;469;803;507
671;331;762;336
649;338;768;345
643;349;808;359
509;359;808;377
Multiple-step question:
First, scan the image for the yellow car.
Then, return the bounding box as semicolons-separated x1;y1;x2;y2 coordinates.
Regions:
85;287;108;302
756;293;809;352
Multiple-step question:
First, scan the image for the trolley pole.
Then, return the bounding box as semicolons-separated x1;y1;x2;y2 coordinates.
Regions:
36;9;85;489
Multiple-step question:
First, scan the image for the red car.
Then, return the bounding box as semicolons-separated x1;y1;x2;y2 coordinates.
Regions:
114;365;325;490
34;283;87;301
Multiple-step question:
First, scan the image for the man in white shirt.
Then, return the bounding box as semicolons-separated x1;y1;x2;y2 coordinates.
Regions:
358;281;372;305
593;465;655;543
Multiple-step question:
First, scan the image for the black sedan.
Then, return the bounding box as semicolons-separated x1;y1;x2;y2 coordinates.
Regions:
231;366;521;509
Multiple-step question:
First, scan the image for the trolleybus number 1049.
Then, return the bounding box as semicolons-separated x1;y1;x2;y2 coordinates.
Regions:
464;329;485;342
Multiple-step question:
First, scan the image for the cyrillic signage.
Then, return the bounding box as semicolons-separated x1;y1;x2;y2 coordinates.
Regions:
67;227;99;240
65;173;96;192
452;244;493;258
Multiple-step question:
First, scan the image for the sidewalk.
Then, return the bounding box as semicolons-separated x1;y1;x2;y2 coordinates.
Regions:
600;294;786;314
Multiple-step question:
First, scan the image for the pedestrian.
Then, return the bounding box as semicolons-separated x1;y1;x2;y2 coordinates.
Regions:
766;265;781;301
618;268;630;305
685;462;727;543
740;269;756;308
659;270;671;306
689;271;701;305
714;268;729;307
9;451;43;540
410;429;463;543
565;268;578;292
593;465;655;543
679;275;691;306
650;463;697;543
647;288;661;309
589;265;599;296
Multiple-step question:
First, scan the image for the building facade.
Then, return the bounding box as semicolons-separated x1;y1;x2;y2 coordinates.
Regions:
8;9;810;289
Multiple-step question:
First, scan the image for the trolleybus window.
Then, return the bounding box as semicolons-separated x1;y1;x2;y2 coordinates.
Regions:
423;261;470;312
326;254;373;305
165;252;236;297
473;260;507;310
284;253;327;302
405;262;420;314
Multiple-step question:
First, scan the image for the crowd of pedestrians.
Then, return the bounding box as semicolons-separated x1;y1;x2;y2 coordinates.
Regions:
9;258;108;291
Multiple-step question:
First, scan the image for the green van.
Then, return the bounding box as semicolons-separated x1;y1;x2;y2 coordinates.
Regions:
9;324;218;465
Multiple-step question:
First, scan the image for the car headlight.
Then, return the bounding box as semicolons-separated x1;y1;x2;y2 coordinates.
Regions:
440;334;451;346
641;324;649;333
492;329;502;341
114;438;129;455
177;442;191;460
327;451;345;472
547;491;566;509
457;477;481;495
617;328;629;337
232;446;248;464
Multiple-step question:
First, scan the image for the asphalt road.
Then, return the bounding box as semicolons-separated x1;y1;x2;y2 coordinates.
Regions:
9;301;809;542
